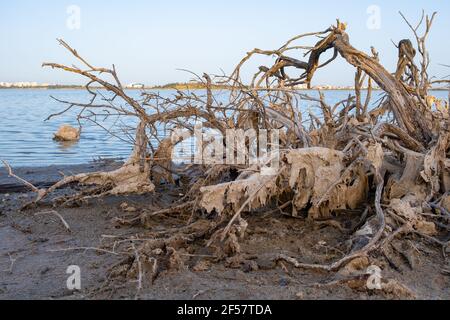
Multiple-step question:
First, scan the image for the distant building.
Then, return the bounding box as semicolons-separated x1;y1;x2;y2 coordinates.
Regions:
0;82;12;88
126;83;145;89
294;84;308;90
0;82;54;88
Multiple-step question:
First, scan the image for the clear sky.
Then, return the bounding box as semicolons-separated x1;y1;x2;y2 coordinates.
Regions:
1;0;450;86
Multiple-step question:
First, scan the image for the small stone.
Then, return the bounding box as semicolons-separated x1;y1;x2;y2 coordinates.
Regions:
53;125;80;142
256;257;276;270
225;256;243;269
414;220;437;236
296;291;305;299
193;260;211;272
279;278;290;287
242;260;259;273
40;267;51;275
33;237;49;243
339;256;370;277
125;206;137;213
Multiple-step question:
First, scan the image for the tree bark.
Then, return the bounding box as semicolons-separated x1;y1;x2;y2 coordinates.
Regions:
331;32;433;144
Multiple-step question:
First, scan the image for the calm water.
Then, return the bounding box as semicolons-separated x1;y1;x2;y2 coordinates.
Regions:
0;89;448;167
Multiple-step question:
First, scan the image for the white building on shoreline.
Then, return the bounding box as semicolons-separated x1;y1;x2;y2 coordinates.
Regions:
126;83;145;89
0;82;50;88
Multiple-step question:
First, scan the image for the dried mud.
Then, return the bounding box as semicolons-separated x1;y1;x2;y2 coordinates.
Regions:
1;165;449;300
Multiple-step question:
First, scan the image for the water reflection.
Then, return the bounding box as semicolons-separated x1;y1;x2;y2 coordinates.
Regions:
55;140;79;151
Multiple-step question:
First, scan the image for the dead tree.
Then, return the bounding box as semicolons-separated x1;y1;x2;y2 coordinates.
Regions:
3;12;450;278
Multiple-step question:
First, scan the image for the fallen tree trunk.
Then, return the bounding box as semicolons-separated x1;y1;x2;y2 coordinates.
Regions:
3;13;449;281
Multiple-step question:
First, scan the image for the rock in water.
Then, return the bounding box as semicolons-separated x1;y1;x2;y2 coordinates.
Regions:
53;125;80;141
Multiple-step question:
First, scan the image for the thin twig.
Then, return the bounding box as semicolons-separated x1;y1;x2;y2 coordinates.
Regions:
35;210;72;232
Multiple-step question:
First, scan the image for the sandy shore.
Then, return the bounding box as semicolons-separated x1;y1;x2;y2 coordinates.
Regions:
0;162;449;300
0;161;123;193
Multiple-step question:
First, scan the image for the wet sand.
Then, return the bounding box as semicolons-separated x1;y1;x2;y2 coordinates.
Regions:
0;162;449;300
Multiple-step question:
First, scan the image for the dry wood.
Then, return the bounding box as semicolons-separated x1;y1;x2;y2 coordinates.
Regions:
4;12;449;281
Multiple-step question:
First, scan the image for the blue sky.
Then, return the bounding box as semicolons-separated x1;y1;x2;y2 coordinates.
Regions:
1;0;449;86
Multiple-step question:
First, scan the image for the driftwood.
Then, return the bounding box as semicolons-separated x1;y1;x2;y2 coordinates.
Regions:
3;12;450;283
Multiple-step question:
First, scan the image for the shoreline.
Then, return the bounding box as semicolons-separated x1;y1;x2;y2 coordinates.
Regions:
0;160;448;299
0;160;123;193
1;86;449;91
